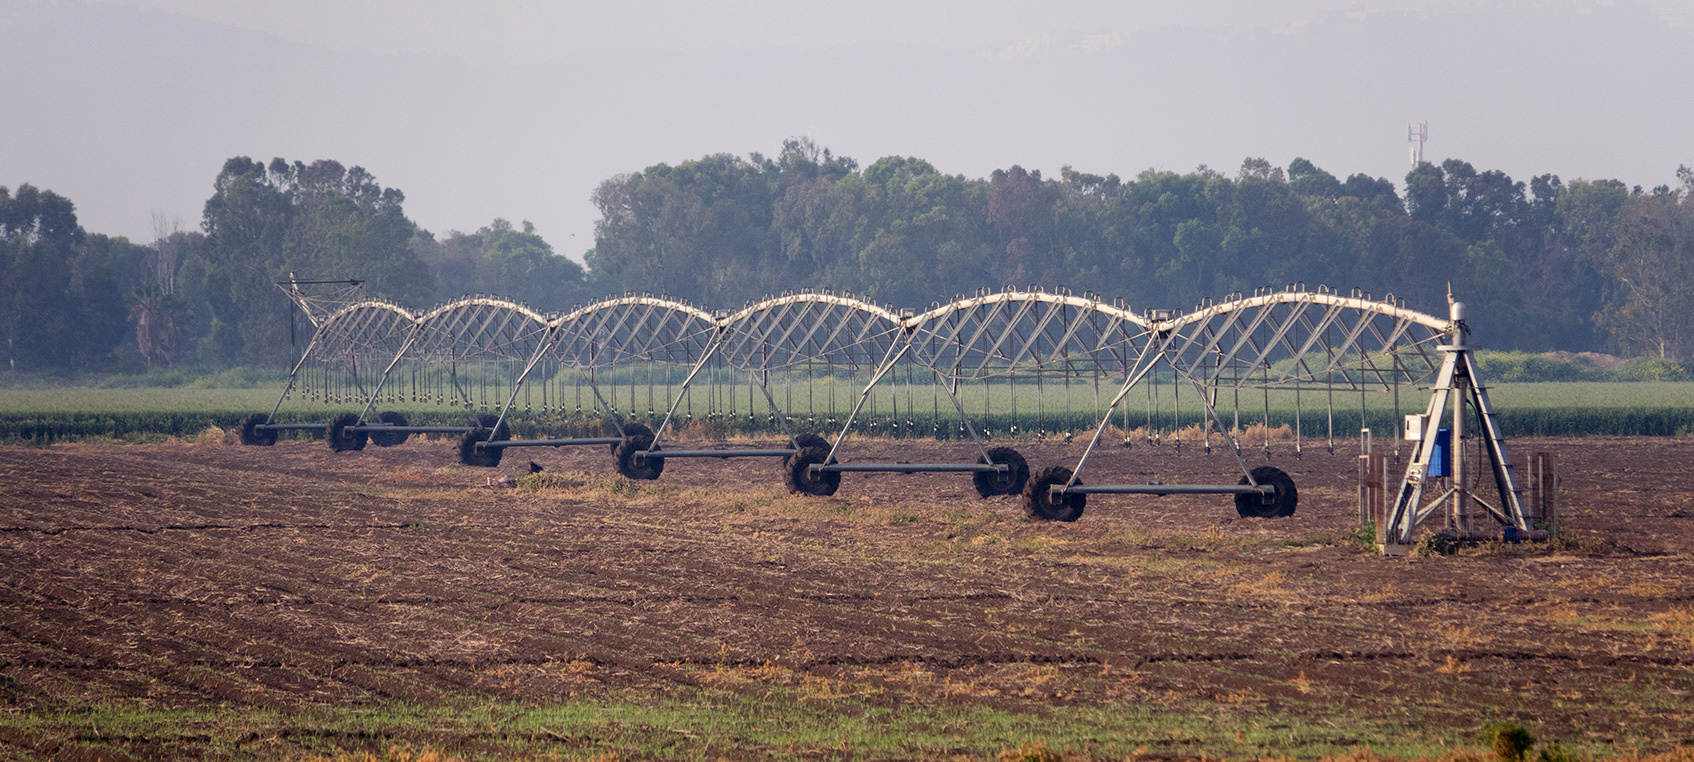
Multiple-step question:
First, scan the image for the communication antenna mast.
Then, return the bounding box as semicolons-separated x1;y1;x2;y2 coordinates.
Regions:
1409;121;1429;166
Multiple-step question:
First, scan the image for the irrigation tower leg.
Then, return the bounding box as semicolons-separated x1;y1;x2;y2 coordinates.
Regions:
486;326;563;443
750;371;802;445
353;325;424;426
1064;340;1162;491
823;339;911;464
1173;367;1260;485
1461;350;1531;531
649;335;725;447
267;335;322;424
582;371;636;435
1385;351;1457;547
917;362;995;464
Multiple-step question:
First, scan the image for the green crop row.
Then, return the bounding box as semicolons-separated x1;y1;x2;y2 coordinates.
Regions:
3;381;1693;444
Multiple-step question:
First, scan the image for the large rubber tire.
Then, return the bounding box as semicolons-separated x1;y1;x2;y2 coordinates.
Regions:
786;445;841;496
1025;466;1086;522
369;411;409;447
783;433;831;466
239;413;277;446
973;446;1030;498
1236;466;1298;518
459;426;509;468
325;412;367;452
611;422;654;454
616;434;664;480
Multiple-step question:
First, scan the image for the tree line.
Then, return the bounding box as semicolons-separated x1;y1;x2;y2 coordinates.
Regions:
3;157;589;372
3;144;1692;375
589;139;1694;359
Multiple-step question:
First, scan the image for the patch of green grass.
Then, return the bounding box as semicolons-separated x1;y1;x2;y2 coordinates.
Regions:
3;684;1581;761
512;472;588;493
942;507;1003;539
1128;555;1221;575
1011;535;1061;554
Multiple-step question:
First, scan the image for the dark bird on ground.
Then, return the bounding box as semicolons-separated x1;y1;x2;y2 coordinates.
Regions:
528;461;543;474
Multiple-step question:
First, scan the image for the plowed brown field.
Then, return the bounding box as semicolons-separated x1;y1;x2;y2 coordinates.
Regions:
2;435;1692;760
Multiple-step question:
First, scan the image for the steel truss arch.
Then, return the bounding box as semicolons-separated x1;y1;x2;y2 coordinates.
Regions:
408;297;556;364
718;292;906;372
1156;289;1452;392
306;300;419;363
908;290;1154;382
250;297;423;444
551;294;717;370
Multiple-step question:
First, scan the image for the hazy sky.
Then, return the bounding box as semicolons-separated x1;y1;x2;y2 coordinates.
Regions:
3;0;1689;262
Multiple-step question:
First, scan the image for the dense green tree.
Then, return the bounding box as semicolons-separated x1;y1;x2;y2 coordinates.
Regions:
773;163;870;292
275;160;433;306
858;159;990;305
128;225;200;368
416;219;588;311
0;184;142;372
1125;167;1228;308
195;157;433;366
987;165;1059;286
79;233;152;368
1591;180;1694;360
1052;167;1136;303
197;158;290;364
1;184;82;370
1288;158;1342;199
587;153;780;305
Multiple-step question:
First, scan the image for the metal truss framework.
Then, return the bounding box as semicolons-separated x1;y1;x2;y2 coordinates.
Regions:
266;283;1530;540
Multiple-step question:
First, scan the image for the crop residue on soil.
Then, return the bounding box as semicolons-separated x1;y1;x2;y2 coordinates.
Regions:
2;436;1693;757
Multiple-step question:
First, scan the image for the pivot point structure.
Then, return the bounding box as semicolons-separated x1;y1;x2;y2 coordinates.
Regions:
1378;299;1543;553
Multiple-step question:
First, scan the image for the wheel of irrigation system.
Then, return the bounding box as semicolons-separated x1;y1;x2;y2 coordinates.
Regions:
325;412;368;452
470;414;511;442
786;446;841;496
239;413;277;446
783;433;831;466
615;434;664;480
1235;466;1298;518
458;426;509;468
369;411;409;447
610;422;654;454
1024;466;1086;522
973;446;1030;498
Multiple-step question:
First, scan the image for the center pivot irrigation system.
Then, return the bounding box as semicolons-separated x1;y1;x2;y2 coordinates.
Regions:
243;280;1552;550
